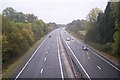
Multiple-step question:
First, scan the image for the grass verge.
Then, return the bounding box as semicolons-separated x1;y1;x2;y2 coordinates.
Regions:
66;30;119;66
88;42;119;66
2;34;48;78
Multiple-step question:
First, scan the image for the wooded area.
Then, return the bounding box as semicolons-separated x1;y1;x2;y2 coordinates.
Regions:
66;2;120;56
2;7;55;69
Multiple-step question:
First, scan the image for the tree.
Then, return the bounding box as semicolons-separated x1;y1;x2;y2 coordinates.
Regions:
2;7;50;70
3;7;37;23
25;14;38;23
66;19;87;33
112;2;120;55
85;8;103;43
3;7;16;20
97;2;117;43
17;12;26;22
86;7;103;22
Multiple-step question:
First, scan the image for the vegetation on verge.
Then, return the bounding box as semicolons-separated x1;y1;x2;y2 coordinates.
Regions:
2;7;57;71
66;2;120;57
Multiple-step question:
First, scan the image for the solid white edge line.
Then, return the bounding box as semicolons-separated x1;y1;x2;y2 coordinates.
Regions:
66;30;120;72
61;35;91;80
89;49;120;72
15;34;50;80
65;42;91;80
57;38;64;80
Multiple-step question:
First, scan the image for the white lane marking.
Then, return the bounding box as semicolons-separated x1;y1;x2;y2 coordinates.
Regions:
46;52;48;54
57;38;64;80
88;57;90;59
89;49;120;72
48;47;49;49
97;66;101;70
44;57;47;61
67;31;120;72
41;69;44;73
15;34;50;80
63;37;91;80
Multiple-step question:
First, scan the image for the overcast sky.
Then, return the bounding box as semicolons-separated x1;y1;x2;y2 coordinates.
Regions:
0;0;109;24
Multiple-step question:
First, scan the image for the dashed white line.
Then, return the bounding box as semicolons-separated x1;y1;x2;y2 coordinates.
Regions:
97;66;101;70
15;34;50;80
48;47;49;49
69;32;120;72
46;52;48;54
89;49;120;71
88;57;90;59
57;38;64;80
41;69;44;73
44;57;47;61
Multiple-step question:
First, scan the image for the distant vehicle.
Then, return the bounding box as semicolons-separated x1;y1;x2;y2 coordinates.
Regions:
49;35;51;38
66;37;71;41
82;44;88;51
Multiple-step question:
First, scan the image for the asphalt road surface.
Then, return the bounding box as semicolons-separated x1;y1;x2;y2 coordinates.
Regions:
60;28;120;79
15;29;65;79
15;28;120;79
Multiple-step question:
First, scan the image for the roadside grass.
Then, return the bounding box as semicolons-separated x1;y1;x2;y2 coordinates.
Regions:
88;42;105;51
2;34;48;78
78;31;86;36
67;30;84;43
66;30;119;66
88;42;119;66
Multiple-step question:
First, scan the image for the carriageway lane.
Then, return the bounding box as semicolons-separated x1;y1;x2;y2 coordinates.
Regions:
60;28;120;78
15;29;64;78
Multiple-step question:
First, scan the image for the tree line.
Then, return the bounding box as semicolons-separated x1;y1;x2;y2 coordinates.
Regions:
3;7;38;23
66;2;120;56
2;7;55;68
67;19;87;32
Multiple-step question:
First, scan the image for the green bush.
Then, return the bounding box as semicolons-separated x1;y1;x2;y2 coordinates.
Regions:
105;43;112;51
89;42;105;51
2;15;49;68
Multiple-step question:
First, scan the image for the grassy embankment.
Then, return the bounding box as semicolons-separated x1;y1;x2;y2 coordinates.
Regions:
2;34;48;78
